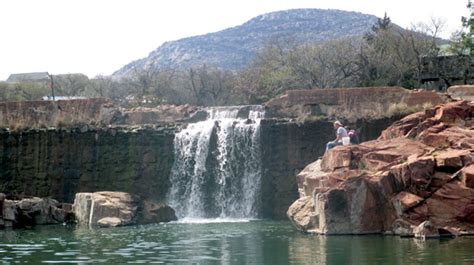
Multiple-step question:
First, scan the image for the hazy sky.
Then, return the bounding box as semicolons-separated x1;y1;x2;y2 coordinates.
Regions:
0;0;468;81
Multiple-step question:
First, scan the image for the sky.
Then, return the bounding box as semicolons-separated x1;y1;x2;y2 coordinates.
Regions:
0;0;468;81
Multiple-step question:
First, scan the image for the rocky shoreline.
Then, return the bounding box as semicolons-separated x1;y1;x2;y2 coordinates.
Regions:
0;191;177;229
0;193;73;228
287;100;474;239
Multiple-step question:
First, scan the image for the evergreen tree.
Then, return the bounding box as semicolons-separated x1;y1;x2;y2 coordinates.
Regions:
461;0;474;56
364;13;391;43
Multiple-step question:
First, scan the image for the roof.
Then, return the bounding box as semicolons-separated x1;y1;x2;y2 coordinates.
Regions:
6;72;50;82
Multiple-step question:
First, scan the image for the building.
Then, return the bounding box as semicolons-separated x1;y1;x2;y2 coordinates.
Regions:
420;55;474;90
6;72;50;83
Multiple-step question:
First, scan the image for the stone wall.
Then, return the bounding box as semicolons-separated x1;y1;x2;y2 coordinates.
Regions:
0;126;175;203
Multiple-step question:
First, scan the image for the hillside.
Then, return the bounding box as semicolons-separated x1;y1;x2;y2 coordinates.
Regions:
113;9;379;77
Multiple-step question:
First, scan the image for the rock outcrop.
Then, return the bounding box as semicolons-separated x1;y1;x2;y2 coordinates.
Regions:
288;100;474;235
259;117;399;218
72;191;177;227
448;85;474;101
0;193;73;228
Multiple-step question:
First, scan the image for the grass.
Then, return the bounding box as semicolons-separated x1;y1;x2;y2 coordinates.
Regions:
327;101;434;122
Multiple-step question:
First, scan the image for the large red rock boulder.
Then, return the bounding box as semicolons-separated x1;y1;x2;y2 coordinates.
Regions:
288;100;474;235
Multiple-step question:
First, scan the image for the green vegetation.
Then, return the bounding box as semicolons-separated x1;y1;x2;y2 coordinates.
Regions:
461;1;474;56
358;161;367;170
0;82;50;101
448;1;474;55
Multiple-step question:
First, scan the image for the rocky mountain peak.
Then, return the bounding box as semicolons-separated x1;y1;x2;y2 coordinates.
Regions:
113;8;379;77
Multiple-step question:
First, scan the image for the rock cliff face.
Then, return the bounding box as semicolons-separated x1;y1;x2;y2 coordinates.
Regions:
288;100;474;235
0;126;175;204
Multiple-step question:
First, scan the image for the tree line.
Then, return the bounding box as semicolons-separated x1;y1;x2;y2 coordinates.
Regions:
0;15;469;107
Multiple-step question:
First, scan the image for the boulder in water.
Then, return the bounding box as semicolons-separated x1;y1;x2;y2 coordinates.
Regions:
73;191;177;227
97;217;123;227
413;221;439;240
0;195;73;228
140;200;178;224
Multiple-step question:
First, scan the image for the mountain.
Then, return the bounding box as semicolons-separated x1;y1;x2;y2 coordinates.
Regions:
113;9;379;77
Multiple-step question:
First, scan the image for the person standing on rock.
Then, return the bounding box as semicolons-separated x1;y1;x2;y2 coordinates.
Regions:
326;120;349;151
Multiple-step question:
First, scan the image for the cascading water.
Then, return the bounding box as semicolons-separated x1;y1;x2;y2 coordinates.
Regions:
167;105;264;220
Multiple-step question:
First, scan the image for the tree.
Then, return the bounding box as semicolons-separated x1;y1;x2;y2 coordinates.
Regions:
461;0;474;56
121;62;176;106
184;65;235;106
238;37;298;103
288;39;359;88
364;13;391;43
356;14;443;88
54;74;90;96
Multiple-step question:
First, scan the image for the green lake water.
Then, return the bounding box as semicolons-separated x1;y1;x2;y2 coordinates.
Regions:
1;220;473;264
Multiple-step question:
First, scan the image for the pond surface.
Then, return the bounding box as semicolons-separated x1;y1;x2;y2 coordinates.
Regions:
1;219;473;264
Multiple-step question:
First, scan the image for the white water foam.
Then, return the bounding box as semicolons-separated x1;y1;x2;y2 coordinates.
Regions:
173;217;255;224
167;105;265;219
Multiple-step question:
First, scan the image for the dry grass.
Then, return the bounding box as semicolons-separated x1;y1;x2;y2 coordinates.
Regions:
387;102;433;117
324;102;434;122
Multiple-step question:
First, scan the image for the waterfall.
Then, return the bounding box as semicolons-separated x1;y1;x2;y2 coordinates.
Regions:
168;105;264;219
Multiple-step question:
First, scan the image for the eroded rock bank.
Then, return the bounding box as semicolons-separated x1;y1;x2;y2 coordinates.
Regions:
288;100;474;236
0;191;177;229
0;193;73;228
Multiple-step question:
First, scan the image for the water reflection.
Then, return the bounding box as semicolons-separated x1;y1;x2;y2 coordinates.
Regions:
0;221;473;264
287;233;474;265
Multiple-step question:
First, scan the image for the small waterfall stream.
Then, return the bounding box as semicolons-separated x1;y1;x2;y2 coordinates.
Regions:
168;105;264;220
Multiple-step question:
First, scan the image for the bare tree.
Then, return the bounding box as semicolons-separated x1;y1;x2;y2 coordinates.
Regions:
288;39;359;88
356;15;444;88
54;74;89;96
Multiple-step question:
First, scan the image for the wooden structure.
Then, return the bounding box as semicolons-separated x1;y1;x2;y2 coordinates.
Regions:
420;55;474;90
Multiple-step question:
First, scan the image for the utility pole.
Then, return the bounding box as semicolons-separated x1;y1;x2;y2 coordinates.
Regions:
48;73;55;100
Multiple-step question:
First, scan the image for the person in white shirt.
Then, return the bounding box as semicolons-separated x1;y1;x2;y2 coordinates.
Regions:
326;120;348;151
